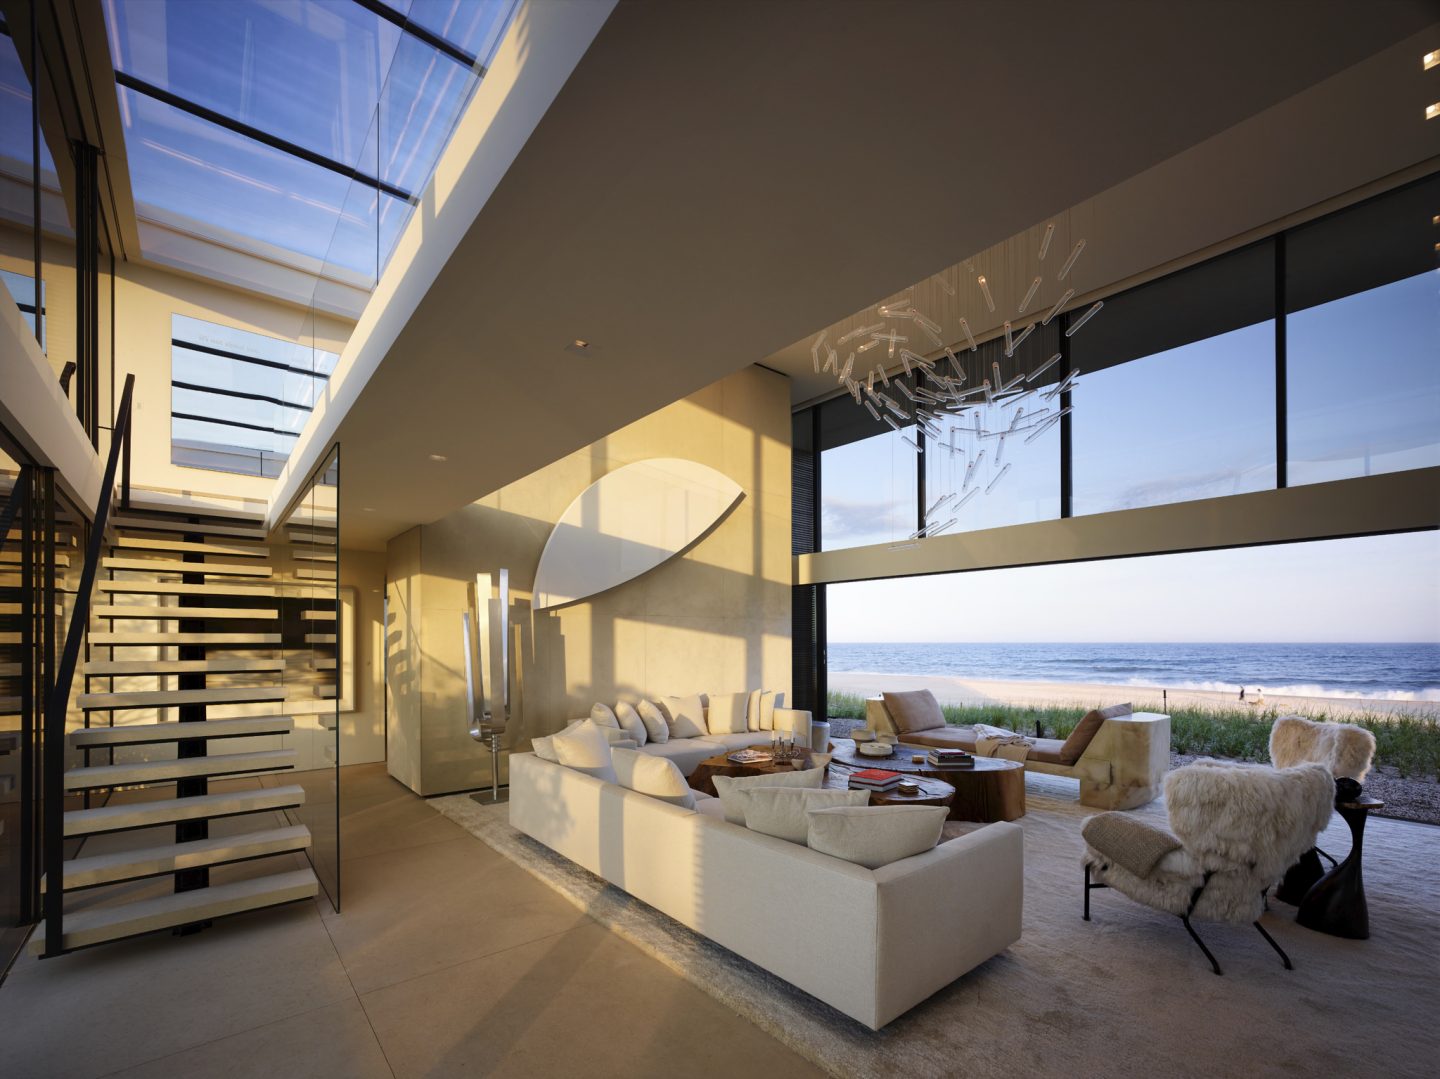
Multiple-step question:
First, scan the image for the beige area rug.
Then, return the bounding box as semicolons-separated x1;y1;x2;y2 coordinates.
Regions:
433;774;1440;1079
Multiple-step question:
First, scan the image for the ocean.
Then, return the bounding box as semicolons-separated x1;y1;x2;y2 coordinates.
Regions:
826;642;1440;703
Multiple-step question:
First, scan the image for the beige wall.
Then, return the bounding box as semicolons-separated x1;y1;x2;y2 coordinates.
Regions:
338;548;387;766
385;365;793;796
0;224;354;502
114;259;353;501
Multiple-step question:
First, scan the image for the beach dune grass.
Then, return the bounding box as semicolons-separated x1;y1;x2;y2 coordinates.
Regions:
826;691;1440;779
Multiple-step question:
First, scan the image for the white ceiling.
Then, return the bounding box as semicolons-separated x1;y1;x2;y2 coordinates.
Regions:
321;0;1437;550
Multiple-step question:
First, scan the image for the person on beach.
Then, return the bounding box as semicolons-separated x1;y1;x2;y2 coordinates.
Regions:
1239;686;1246;701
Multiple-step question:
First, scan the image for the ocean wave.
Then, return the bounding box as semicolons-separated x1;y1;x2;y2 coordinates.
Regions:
1126;678;1440;702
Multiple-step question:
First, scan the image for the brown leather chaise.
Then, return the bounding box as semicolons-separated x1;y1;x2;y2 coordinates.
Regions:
865;690;1171;810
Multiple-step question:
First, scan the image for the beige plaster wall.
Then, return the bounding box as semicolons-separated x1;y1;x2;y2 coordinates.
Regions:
0;224;354;502
114;259;353;501
338;547;387;766
384;364;792;796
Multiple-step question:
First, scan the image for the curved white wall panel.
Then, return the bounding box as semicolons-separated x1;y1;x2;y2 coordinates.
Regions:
533;458;744;610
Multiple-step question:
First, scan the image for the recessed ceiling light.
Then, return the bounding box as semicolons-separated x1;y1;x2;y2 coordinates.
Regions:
564;339;595;355
1428;102;1440;121
1426;50;1439;71
362;507;375;512
428;453;448;462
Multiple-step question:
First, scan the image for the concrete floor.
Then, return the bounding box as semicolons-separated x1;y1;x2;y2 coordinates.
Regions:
3;763;824;1078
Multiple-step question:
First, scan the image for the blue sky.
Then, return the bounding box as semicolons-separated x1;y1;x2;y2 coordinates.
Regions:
826;531;1440;644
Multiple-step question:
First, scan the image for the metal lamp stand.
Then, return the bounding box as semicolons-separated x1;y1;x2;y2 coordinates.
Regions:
470;725;508;805
464;570;511;806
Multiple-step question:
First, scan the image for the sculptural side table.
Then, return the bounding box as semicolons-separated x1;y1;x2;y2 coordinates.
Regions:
1297;794;1383;940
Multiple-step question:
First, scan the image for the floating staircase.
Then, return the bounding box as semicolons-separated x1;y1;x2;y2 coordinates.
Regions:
31;503;336;956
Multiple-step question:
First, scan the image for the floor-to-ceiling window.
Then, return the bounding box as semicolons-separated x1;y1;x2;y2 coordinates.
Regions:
792;172;1440;730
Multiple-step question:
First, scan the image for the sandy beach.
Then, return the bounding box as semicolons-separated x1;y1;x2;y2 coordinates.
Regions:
827;670;1437;717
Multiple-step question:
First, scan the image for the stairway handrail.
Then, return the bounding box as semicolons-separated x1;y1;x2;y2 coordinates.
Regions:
42;372;135;956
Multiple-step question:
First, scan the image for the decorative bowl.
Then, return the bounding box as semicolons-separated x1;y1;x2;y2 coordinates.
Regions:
897;780;921;795
857;742;893;758
851;728;876;743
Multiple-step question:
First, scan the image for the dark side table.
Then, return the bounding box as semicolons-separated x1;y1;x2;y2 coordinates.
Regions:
1296;795;1383;940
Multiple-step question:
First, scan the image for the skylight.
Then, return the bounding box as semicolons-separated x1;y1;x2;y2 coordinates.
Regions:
104;0;517;294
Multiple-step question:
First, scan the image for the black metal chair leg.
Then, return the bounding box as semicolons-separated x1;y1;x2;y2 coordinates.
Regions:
1181;916;1222;975
1084;864;1091;921
1316;845;1338;868
1254;921;1294;970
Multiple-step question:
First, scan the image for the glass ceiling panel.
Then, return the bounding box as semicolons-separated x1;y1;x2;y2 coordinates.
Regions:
119;85;374;274
108;0;405;176
408;0;515;62
105;0;520;287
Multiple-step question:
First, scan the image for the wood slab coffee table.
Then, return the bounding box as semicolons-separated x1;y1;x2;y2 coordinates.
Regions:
823;769;956;810
688;747;819;797
828;739;1025;823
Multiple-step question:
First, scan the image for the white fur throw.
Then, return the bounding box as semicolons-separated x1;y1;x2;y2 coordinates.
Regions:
1269;715;1375;781
1084;759;1333;924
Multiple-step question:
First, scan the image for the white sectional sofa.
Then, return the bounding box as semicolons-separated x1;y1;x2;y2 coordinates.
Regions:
555;693;817;776
509;750;1024;1029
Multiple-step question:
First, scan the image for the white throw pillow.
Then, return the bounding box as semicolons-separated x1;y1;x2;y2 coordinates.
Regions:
706;692;749;735
614;701;648;746
637;699;669;743
589;703;620;729
807;805;949;869
742;787;869;844
550;719;617;784
747;689;778;731
530;733;559;762
660;694;707;739
712;765;825;825
611;748;695;809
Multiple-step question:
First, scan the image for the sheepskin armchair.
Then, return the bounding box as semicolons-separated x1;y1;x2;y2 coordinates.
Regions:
1269;715;1375;782
1269;715;1376;905
1082;760;1334;973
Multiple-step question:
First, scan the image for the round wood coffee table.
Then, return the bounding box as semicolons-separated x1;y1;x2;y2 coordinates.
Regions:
823;769;955;810
687;747;819;796
828;739;1025;822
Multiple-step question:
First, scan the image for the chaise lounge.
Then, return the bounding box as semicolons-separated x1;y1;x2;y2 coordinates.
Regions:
865;690;1171;810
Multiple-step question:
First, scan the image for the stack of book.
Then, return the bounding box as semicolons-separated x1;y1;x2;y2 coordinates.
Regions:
848;768;903;792
927;748;976;769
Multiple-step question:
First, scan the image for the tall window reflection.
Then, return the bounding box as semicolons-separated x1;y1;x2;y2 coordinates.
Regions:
1071;242;1277;515
819;392;917;551
1286;174;1440;485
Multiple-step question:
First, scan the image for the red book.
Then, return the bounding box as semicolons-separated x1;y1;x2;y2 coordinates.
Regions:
853;768;902;782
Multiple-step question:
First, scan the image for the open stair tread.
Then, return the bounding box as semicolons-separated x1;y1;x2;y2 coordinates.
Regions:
64;784;306;836
99;580;279;597
79;687;289;711
90;632;282;645
71;715;294;744
111;537;269;557
116;493;265;521
31;867;318;953
48;825;311;892
65;749;295;790
103;558;271;577
111;516;267;539
86;658;285;676
90;605;279;620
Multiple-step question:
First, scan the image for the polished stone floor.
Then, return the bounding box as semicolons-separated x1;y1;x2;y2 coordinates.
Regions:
3;764;823;1078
